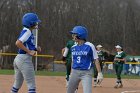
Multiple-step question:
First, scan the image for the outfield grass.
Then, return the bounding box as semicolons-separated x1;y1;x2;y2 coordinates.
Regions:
0;69;14;75
0;69;65;76
0;69;139;79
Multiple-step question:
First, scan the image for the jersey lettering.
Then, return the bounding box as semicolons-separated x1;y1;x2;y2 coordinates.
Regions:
72;51;88;56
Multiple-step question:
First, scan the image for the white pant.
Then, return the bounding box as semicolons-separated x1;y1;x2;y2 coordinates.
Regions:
11;54;36;93
67;68;93;93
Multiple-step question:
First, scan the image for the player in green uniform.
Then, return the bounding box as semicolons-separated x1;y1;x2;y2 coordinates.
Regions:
94;45;106;87
62;35;75;87
114;45;126;88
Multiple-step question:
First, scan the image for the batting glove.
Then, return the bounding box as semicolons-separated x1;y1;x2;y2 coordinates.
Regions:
97;72;103;84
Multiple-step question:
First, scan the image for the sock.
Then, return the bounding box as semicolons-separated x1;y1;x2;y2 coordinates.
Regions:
28;88;36;93
94;78;97;82
11;87;19;93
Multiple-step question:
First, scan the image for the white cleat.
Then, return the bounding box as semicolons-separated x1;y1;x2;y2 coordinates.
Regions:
93;81;97;87
65;80;69;88
96;84;102;87
75;88;78;93
93;81;102;87
93;84;97;87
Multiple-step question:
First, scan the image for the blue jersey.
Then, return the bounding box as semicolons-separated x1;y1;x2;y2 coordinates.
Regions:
18;27;36;54
71;42;98;70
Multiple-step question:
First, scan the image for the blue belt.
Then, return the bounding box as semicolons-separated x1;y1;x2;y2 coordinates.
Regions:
18;51;27;54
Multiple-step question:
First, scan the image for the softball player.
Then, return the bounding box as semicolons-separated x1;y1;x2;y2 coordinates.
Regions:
94;45;105;87
114;45;126;88
62;39;75;87
67;26;103;93
11;13;41;93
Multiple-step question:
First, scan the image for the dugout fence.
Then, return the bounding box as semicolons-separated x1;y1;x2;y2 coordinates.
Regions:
0;52;140;74
0;53;55;71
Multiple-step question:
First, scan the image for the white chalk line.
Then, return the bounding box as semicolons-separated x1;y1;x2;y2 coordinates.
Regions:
121;90;140;93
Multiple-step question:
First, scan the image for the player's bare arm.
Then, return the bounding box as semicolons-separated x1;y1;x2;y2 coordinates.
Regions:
15;40;36;56
94;58;101;72
62;47;69;61
95;58;103;82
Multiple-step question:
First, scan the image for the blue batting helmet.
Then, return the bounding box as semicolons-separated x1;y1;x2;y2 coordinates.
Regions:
70;26;88;40
22;13;41;28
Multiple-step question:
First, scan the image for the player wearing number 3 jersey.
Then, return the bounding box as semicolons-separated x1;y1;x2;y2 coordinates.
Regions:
67;26;103;93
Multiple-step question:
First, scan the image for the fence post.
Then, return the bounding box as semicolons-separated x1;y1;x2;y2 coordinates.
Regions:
52;56;55;72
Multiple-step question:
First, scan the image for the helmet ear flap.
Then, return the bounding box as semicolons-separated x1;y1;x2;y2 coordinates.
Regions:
76;35;80;39
30;21;37;27
76;35;86;41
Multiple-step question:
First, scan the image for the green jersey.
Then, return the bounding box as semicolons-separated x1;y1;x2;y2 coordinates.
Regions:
114;51;126;63
97;50;105;62
66;40;75;59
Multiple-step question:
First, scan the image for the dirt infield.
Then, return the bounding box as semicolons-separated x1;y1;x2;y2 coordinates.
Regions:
0;75;140;93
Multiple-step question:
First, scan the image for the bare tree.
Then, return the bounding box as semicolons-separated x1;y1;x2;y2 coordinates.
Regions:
0;0;140;68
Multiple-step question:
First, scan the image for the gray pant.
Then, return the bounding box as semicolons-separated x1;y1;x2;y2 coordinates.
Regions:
67;68;93;93
11;54;36;93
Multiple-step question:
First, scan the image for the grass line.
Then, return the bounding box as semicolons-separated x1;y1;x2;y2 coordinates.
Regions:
0;69;140;79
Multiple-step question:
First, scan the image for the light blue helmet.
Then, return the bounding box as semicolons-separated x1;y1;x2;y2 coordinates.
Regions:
70;26;88;40
22;13;41;28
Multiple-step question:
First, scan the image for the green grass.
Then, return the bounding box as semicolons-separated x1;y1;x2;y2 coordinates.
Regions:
0;69;140;79
103;74;140;79
0;69;14;75
0;69;65;76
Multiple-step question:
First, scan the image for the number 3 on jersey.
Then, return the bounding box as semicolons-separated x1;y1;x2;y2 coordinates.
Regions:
77;56;81;63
